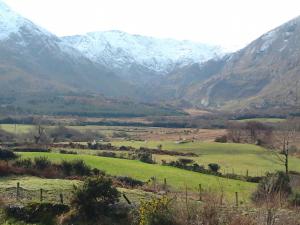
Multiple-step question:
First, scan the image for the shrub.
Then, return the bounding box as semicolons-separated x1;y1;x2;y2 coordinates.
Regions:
59;150;77;155
208;163;221;173
137;151;154;164
288;192;300;207
72;160;91;176
0;149;18;161
97;152;117;158
5;202;69;225
178;158;194;166
215;135;227;143
61;160;73;176
34;157;52;170
252;171;292;203
71;176;120;219
136;196;178;225
13;158;33;169
116;176;144;187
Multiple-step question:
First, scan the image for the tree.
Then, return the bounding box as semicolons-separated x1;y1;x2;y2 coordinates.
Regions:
227;122;244;143
267;118;299;175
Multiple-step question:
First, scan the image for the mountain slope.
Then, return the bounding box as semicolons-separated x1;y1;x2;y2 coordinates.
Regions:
0;1;134;97
62;31;223;84
168;16;300;111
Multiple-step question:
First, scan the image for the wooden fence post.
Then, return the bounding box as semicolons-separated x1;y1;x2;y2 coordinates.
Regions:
199;184;202;201
163;178;167;191
40;189;43;202
123;193;131;205
60;193;64;204
235;192;239;207
16;182;20;201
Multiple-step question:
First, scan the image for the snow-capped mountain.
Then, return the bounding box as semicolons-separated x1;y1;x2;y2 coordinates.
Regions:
62;31;223;75
0;0;134;97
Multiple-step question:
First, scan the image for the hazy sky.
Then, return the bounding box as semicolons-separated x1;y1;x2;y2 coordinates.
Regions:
3;0;300;50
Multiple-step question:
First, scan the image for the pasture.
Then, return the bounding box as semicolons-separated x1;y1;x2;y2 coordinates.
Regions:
18;152;256;202
109;140;300;176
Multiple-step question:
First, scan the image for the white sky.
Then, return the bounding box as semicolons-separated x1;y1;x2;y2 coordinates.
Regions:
3;0;300;51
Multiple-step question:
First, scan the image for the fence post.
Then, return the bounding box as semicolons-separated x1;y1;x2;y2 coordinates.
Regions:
40;189;43;202
198;184;202;201
122;193;131;205
235;192;239;207
163;178;167;191
60;193;64;204
246;169;249;178
16;182;20;201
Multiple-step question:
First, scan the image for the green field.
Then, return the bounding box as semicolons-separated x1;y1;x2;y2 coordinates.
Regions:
18;152;256;202
109;141;300;176
0;176;155;206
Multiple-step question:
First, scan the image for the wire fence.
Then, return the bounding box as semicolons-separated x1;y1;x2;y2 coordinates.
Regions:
0;183;72;205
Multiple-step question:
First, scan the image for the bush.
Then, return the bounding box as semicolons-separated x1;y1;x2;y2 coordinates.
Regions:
71;176;120;219
214;135;227;143
116;176;144;187
0;149;18;161
137;151;154;164
97;152;117;158
178;158;194;166
72;160;91;176
59;150;78;155
61;160;73;176
252;171;292;203
135;196;178;225
5;202;69;225
208;163;220;173
60;160;91;176
13;158;33;169
288;192;300;207
34;157;52;170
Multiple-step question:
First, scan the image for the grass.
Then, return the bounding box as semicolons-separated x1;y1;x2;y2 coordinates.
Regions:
18;152;256;202
0;176;155;206
108;140;300;176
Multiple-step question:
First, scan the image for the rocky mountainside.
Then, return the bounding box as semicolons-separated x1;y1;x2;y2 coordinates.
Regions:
62;31;223;84
163;16;300;111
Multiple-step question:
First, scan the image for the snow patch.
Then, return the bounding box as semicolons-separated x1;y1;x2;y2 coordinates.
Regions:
63;31;224;74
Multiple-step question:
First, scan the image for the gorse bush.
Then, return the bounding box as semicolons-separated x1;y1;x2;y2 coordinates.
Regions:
71;176;120;219
0;149;18;161
208;163;221;173
252;171;292;203
13;158;33;169
136;196;178;225
60;160;91;176
137;151;154;164
34;157;52;170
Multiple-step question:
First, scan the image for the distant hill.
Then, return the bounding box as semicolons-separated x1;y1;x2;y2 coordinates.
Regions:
160;16;300;112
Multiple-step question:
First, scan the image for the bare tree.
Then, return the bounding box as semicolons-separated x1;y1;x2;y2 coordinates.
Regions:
227;122;244;143
268;118;299;175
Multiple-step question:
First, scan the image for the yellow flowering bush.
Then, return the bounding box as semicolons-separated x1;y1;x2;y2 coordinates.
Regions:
137;196;178;225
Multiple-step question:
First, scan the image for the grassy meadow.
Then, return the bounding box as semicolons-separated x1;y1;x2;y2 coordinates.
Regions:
18;152;256;202
108;140;300;176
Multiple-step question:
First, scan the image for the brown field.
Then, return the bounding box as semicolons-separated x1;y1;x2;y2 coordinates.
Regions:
140;128;226;141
